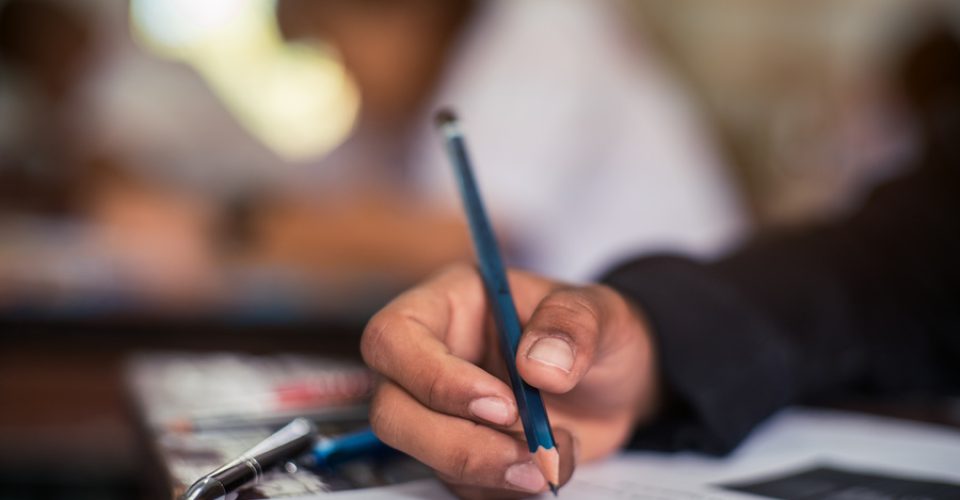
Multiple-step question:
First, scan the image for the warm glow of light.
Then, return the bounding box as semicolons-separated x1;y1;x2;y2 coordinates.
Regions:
129;0;358;161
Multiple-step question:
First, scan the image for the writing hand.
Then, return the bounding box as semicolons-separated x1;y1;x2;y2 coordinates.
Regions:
361;264;659;498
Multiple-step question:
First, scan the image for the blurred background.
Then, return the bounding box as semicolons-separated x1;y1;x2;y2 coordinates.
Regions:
1;0;958;498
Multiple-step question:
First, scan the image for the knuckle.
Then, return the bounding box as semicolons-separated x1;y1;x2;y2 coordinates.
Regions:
538;289;601;336
399;308;439;337
563;288;603;328
425;370;443;409
368;388;399;445
421;361;452;410
445;444;475;483
360;312;391;370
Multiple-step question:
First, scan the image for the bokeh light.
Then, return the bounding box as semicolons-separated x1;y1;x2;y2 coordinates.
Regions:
129;0;358;161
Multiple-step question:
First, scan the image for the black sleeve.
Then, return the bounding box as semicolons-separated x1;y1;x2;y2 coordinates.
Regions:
601;156;960;455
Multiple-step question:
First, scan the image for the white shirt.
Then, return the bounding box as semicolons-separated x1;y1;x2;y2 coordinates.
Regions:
408;0;748;281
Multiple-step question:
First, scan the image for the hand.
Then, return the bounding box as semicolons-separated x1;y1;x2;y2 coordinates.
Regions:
361;264;660;498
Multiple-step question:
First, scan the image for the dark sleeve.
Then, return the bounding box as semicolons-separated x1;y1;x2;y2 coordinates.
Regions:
601;157;960;455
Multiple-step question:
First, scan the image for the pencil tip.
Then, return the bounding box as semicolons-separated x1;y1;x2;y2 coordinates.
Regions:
533;446;561;493
434;107;458;128
549;483;559;496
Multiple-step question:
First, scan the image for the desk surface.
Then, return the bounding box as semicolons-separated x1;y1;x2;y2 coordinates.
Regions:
125;352;431;499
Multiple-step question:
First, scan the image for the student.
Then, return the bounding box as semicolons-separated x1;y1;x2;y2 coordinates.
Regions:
358;26;960;498
274;0;745;284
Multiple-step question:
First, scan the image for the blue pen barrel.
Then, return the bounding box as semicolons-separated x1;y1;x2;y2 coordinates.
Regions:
312;429;391;468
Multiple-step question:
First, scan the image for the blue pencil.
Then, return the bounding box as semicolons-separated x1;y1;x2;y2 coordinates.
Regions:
312;428;391;469
435;109;560;495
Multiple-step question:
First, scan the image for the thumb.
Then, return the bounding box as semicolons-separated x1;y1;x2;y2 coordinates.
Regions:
517;286;613;394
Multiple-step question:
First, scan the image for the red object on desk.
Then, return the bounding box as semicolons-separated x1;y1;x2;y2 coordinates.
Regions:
273;370;375;409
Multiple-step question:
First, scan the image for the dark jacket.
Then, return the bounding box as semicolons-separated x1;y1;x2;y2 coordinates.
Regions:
603;26;960;455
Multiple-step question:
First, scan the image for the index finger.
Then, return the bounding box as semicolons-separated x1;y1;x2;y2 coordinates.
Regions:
361;264;516;426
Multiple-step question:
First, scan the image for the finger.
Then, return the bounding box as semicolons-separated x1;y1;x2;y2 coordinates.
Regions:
439;428;577;499
370;381;576;494
504;269;560;322
376;263;490;362
362;265;522;426
370;381;546;492
517;284;624;394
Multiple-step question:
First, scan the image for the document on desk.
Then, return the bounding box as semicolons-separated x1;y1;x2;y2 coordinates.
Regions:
283;407;960;499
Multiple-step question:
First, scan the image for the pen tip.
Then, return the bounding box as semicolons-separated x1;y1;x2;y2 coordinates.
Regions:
549;482;559;496
434;107;458;128
181;477;225;500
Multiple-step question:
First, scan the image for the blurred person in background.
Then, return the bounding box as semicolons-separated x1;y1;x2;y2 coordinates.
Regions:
0;0;282;310
0;0;747;317
268;0;747;287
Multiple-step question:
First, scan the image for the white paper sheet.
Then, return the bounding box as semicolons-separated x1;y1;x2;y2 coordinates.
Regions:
284;407;960;499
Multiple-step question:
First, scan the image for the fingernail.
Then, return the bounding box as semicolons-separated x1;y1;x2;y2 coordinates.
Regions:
527;337;574;373
468;397;513;425
505;462;546;492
